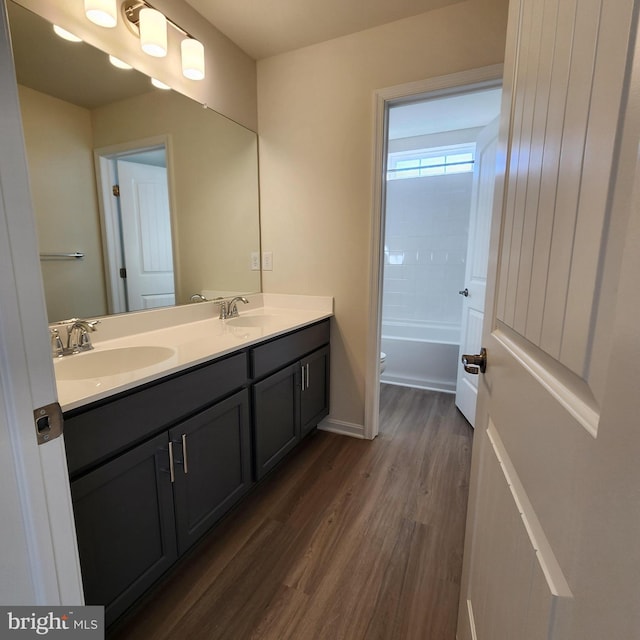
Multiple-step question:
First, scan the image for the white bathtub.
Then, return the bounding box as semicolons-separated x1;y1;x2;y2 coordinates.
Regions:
380;321;461;393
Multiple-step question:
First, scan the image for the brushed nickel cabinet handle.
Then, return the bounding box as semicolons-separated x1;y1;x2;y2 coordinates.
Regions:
168;441;175;483
181;434;188;474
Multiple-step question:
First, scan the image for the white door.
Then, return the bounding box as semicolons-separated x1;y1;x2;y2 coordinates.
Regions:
0;0;83;604
117;160;175;311
455;116;499;426
458;1;640;639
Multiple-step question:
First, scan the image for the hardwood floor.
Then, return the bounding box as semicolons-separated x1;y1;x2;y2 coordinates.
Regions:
109;385;473;640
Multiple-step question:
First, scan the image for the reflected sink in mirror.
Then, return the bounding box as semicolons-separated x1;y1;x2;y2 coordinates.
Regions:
54;346;176;380
225;315;282;328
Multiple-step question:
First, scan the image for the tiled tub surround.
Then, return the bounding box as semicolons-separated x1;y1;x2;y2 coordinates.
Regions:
382;172;472;391
53;293;333;411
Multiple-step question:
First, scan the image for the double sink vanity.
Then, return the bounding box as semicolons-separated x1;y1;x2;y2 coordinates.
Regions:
55;294;332;625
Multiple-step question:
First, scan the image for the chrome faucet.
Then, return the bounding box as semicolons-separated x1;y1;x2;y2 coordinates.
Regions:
227;296;249;318
216;296;249;319
189;293;208;303
51;318;100;357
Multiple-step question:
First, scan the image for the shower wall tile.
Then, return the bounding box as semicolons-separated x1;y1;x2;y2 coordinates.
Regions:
382;173;472;327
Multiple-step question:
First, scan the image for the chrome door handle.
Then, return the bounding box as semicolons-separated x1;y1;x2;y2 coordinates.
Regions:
459;288;469;297
461;348;487;374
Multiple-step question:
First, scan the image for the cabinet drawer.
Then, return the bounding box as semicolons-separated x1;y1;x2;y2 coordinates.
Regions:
64;352;248;477
250;320;329;380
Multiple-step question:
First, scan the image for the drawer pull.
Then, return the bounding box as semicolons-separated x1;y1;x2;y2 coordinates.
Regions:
168;441;175;483
182;434;189;474
301;364;306;391
306;363;310;388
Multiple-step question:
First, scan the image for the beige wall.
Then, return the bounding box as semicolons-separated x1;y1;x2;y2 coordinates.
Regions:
257;0;509;429
91;90;261;304
18;85;108;322
13;0;257;130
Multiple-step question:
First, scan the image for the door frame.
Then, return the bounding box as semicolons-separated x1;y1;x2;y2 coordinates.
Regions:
94;135;178;314
364;64;504;440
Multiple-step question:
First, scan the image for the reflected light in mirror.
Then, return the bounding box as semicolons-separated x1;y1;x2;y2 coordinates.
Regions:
108;55;133;70
150;77;171;90
52;25;83;42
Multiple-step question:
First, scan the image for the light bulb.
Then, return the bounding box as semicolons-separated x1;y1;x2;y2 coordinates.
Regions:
139;8;167;58
181;38;205;81
85;0;117;28
109;55;132;70
151;78;171;90
53;25;83;42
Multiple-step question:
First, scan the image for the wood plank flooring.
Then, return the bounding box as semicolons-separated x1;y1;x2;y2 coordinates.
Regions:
109;385;473;640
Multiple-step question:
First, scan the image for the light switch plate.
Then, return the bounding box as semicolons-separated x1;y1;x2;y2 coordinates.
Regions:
250;252;260;270
262;251;273;271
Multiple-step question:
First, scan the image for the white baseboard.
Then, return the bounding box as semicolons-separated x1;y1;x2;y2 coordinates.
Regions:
318;418;366;439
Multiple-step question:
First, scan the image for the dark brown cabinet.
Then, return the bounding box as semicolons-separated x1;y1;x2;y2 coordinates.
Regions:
64;319;330;627
252;322;330;480
171;391;251;555
70;389;251;625
71;432;177;624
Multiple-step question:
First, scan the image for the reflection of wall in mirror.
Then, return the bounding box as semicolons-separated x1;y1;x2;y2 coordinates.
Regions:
18;84;108;321
91;90;261;304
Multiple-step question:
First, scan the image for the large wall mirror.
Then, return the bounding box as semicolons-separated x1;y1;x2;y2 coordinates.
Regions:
8;1;261;323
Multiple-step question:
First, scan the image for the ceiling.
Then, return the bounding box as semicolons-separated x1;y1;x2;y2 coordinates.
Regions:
389;88;503;140
185;0;465;60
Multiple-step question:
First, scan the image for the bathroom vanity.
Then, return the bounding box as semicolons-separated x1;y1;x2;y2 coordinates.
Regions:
55;296;332;625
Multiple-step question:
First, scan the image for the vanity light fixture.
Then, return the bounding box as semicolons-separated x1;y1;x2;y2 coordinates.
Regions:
85;0;118;28
139;7;167;57
121;0;205;80
53;25;83;42
108;55;133;69
180;38;205;80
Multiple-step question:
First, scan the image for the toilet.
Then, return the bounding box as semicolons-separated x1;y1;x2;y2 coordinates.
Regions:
380;352;387;374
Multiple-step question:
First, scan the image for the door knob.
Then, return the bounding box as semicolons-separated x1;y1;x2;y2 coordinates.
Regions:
459;288;469;297
461;348;487;374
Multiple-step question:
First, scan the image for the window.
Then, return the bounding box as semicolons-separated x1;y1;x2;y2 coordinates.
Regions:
387;145;475;180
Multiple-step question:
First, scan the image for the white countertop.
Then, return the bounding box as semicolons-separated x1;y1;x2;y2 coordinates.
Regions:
54;294;333;412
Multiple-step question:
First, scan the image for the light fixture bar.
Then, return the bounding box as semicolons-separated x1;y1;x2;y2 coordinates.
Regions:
122;0;191;38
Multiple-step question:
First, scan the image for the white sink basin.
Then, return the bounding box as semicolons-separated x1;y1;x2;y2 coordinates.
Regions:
225;315;281;328
54;346;176;380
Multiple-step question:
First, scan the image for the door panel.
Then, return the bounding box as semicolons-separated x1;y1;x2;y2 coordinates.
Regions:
71;432;177;625
117;159;175;311
458;0;639;638
456;117;499;426
171;390;251;555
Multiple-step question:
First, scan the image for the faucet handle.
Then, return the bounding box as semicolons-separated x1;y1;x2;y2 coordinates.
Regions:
50;328;64;358
214;299;228;319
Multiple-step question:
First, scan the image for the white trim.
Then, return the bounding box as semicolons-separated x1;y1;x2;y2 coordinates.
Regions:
317;418;365;439
0;0;83;604
365;65;504;440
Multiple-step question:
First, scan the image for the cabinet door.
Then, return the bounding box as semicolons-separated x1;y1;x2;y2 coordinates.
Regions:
71;432;177;626
253;362;300;480
300;346;330;436
170;390;251;555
